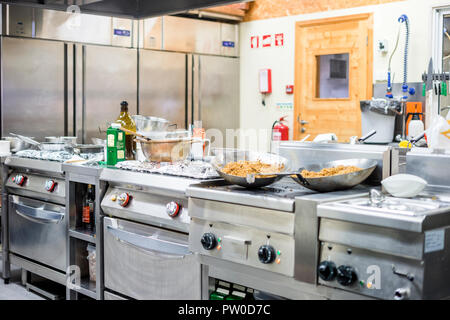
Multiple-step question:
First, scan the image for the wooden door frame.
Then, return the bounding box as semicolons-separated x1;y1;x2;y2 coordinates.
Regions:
294;13;374;140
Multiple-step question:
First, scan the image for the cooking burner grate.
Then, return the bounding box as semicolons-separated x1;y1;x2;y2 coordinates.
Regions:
211;178;315;199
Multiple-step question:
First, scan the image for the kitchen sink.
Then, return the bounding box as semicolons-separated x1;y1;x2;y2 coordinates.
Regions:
337;196;450;216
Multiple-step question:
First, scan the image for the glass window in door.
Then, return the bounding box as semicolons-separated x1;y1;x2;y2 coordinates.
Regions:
315;53;350;99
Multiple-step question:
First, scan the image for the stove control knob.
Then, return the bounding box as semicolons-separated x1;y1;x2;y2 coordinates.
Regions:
258;245;276;264
201;233;217;251
13;175;26;186
118;193;131;207
318;261;337;281
166;201;181;218
45;180;57;192
337;265;357;286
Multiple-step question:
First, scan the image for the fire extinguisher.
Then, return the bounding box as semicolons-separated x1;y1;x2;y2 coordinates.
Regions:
272;116;289;141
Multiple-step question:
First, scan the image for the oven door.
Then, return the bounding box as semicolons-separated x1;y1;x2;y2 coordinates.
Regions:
104;217;201;300
8;195;67;272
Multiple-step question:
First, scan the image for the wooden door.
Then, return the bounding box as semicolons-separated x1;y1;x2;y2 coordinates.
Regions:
294;14;373;142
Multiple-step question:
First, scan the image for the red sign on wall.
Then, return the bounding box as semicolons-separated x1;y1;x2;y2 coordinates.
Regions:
251;33;284;49
251;36;259;48
262;35;272;47
275;33;284;47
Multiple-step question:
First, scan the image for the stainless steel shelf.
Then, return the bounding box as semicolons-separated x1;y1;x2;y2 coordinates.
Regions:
69;228;96;244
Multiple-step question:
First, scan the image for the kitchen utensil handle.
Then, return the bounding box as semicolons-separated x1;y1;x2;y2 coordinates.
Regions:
292;172;310;186
119;127;137;135
246;171;310;185
119;127;150;141
359;130;377;142
106;225;190;258
410;132;425;144
13;202;64;224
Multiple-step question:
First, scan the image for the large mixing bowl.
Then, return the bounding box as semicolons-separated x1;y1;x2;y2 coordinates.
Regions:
132;115;170;133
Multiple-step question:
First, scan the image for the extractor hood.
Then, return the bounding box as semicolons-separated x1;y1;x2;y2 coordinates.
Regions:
0;0;245;19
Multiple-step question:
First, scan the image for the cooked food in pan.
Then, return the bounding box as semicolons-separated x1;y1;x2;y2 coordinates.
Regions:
221;160;284;177
300;165;362;178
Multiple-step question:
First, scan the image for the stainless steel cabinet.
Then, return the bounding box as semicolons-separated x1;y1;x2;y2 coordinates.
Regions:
139;50;186;129
2;37;65;140
83;45;137;142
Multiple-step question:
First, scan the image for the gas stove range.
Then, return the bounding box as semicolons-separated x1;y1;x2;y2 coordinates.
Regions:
318;186;450;232
100;162;220;233
3;156;66;204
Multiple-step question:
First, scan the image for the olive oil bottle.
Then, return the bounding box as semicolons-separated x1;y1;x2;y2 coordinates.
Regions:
115;101;136;160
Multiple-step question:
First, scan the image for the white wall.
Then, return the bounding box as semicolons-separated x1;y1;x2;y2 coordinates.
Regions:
239;0;450;151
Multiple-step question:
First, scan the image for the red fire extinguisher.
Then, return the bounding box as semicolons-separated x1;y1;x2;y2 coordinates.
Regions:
272;116;289;141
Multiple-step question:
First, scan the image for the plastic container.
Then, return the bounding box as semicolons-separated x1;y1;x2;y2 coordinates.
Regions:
86;244;96;282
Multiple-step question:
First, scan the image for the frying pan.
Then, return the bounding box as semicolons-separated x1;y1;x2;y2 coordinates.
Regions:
291;158;378;192
211;149;291;188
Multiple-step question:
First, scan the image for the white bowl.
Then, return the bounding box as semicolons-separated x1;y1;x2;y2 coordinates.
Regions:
381;174;427;198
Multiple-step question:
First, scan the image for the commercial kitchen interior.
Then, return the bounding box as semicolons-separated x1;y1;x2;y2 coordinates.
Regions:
0;0;449;301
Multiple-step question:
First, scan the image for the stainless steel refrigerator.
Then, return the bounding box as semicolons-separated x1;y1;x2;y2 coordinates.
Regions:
79;44;137;143
139;50;240;135
191;54;240;137
1;5;240;143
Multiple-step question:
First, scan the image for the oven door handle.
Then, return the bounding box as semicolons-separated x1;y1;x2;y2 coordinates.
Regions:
106;225;190;258
13;202;64;224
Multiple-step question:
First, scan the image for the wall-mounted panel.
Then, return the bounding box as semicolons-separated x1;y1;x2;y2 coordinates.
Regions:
163;16;221;55
7;5;33;37
141;17;162;50
220;22;238;57
35;8;112;45
111;17;133;47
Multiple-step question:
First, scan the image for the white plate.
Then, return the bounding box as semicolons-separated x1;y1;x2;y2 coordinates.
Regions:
381;174;427;198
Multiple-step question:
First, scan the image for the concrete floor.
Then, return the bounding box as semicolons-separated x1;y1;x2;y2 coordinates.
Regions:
0;258;45;300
